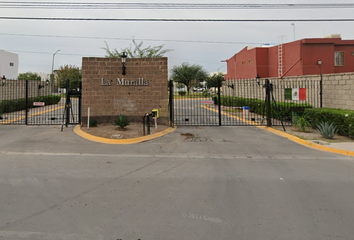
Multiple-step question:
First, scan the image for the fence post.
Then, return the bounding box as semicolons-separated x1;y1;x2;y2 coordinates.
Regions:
320;74;323;108
218;78;222;126
265;79;272;127
169;80;174;127
65;79;70;127
78;81;82;124
25;80;28;125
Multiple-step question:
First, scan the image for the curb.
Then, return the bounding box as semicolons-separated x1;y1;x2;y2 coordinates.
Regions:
259;126;354;157
201;104;354;157
73;125;177;144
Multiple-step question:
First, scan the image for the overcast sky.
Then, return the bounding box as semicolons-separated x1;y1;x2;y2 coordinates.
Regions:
1;0;354;76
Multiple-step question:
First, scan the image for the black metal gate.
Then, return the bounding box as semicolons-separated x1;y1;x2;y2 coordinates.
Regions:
169;77;321;127
0;78;81;126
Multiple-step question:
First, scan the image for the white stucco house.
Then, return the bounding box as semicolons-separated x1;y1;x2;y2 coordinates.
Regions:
37;72;51;81
0;50;19;79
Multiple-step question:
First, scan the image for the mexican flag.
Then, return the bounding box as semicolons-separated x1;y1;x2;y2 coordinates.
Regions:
285;88;306;100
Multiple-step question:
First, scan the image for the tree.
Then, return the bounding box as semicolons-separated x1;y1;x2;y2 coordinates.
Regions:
18;72;41;81
56;64;81;89
102;37;173;58
170;62;209;94
207;72;225;89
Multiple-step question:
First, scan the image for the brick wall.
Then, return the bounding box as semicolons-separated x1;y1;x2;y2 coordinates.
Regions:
81;57;169;125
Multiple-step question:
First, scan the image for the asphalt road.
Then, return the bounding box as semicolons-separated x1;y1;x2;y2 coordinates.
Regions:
0;125;354;240
173;98;265;126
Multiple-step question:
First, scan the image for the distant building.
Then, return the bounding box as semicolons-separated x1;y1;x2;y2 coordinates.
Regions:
225;35;354;79
37;72;51;81
0;50;19;79
210;71;227;76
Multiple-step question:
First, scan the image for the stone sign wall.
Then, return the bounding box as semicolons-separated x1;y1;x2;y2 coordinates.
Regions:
81;57;169;124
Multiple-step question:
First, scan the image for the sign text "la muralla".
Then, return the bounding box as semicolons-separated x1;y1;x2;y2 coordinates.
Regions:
101;78;149;86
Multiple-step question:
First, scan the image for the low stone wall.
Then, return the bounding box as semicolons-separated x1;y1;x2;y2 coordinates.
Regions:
81;57;169;125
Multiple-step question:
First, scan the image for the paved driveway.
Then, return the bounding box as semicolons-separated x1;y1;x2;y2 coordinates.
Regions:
0;125;354;240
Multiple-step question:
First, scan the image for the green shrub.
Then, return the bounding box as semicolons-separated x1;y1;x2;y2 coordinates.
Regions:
293;114;311;132
89;118;98;127
305;108;354;138
0;95;61;114
178;91;187;96
217;95;311;122
202;90;211;97
317;121;338;139
114;114;130;129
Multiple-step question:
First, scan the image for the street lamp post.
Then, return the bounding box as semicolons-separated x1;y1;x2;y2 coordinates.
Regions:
291;23;296;41
51;50;60;92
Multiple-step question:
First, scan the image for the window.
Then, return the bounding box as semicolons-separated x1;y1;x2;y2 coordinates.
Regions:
9;62;14;67
334;51;344;66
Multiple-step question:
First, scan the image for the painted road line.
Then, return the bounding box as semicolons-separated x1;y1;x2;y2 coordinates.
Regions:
74;125;177;144
201;105;256;125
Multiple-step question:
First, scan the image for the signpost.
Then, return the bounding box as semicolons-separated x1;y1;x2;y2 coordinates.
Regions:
33;102;45;106
202;100;214;104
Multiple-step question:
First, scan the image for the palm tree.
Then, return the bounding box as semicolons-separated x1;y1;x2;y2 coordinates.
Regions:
170;62;209;94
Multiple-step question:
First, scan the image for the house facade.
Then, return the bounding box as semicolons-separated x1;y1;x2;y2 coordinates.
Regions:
0;50;19;79
225;36;354;79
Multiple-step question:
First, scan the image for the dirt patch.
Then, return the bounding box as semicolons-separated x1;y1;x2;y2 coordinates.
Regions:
272;125;354;143
80;122;170;139
181;133;195;138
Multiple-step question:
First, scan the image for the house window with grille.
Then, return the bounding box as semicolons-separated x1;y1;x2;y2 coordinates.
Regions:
334;51;344;66
9;62;14;66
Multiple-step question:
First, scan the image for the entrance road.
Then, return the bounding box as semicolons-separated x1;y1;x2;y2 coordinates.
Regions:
0;125;354;240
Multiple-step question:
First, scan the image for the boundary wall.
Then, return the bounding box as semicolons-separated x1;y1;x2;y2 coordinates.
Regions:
223;72;354;110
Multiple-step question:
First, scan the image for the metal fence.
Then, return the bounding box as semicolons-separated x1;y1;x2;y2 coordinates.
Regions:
0;79;81;126
169;78;321;127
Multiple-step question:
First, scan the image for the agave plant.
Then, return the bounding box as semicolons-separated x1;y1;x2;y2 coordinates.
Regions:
114;114;130;129
316;121;338;139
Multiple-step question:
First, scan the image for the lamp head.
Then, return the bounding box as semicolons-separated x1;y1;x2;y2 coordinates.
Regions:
256;74;260;85
121;52;127;63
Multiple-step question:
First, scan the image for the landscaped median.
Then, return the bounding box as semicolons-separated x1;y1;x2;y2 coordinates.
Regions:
73;125;177;144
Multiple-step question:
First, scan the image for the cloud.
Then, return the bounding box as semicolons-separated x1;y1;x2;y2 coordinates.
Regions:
1;0;353;74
